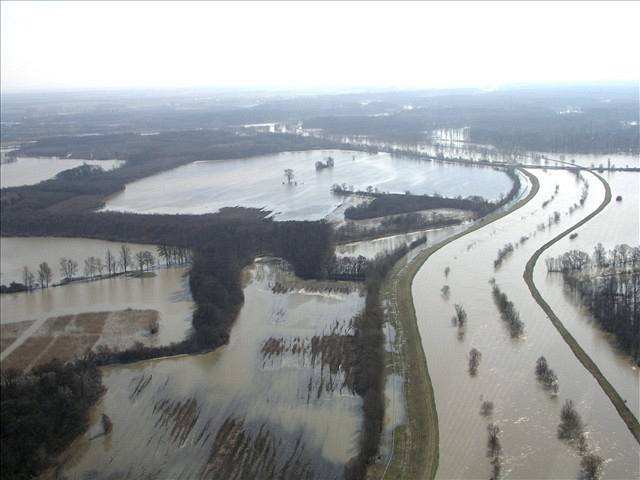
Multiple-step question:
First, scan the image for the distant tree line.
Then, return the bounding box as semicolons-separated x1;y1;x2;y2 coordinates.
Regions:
546;244;640;364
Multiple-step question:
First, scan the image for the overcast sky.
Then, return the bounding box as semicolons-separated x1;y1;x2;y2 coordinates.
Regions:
2;1;638;92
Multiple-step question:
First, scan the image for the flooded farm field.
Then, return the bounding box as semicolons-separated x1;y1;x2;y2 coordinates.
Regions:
535;171;640;417
0;157;123;188
0;266;193;361
102;150;514;220
58;258;365;480
1;236;155;285
412;168;639;478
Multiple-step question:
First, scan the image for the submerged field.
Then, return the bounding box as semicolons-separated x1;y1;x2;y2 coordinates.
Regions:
58;259;365;479
0;265;193;366
102;150;513;220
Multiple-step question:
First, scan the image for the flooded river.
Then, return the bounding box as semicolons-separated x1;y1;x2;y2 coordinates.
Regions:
535;171;640;416
59;259;365;479
102;150;513;220
0;157;123;188
412;168;638;478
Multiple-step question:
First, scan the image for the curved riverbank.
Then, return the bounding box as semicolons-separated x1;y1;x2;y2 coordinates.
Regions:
523;170;640;444
380;168;540;479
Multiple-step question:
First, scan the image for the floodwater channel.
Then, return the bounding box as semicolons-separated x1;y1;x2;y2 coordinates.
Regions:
535;171;639;416
412;168;639;479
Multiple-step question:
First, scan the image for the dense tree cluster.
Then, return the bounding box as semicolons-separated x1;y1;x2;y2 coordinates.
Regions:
491;281;525;338
337;166;521;224
535;356;559;394
546;244;640;363
1;357;104;479
334;212;460;243
486;423;502;480
494;243;515;269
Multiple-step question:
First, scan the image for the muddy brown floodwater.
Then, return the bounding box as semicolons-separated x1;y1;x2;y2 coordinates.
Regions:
1;236;155;285
1;266;193;363
413;168;639;479
535;171;639;417
58;258;365;480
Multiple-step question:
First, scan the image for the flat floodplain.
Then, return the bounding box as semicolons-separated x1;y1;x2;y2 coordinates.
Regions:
412;168;639;479
58;259;365;479
102;150;513;220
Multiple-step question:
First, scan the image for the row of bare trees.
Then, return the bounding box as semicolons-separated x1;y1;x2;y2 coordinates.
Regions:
11;244;192;292
545;243;640;273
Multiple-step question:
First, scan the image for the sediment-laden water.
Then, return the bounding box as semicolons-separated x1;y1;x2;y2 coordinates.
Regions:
535;171;639;417
1;236;155;285
59;259;365;479
412;168;639;479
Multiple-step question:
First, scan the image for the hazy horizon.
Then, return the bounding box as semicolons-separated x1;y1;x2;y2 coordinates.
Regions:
2;1;639;93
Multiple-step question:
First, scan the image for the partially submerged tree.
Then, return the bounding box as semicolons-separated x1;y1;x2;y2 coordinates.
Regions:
284;168;295;184
480;400;494;417
580;453;604;480
535;356;559;394
37;262;53;288
558;399;584;441
119;244;132;273
468;348;482;376
22;266;35;291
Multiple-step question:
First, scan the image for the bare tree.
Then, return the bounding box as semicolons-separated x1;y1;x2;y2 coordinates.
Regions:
142;250;155;271
37;262;53;288
284;168;295;184
119;245;132;273
59;257;78;281
105;249;117;276
22;266;35;290
84;257;99;279
135;251;145;273
95;258;105;277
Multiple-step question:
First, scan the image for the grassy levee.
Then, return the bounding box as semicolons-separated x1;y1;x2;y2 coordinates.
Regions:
523;170;640;444
380;168;540;479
